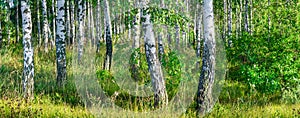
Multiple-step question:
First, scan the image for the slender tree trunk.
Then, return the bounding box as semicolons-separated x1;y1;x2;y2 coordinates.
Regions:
103;0;113;71
52;0;56;49
196;4;202;58
90;2;95;47
132;0;141;49
66;0;71;46
239;0;242;36
70;0;75;45
56;0;67;87
42;0;49;52
37;0;41;46
175;24;180;49
197;0;216;115
87;1;91;45
96;0;102;53
249;0;253;34
268;0;270;42
244;0;249;33
158;32;164;61
235;0;239;39
77;0;86;62
21;0;35;100
223;0;227;40
141;0;168;108
6;0;11;44
227;0;232;47
16;0;20;43
194;3;198;47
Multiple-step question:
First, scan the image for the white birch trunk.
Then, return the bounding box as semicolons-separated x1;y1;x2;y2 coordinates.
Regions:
103;0;113;70
141;0;168;107
16;0;20;43
56;0;67;87
42;0;49;52
197;0;216;115
51;0;56;49
70;0;75;45
132;0;141;49
21;0;35;100
66;0;71;45
96;0;102;53
77;0;86;62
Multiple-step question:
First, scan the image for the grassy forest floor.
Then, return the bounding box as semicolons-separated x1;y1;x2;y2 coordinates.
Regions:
1;45;299;117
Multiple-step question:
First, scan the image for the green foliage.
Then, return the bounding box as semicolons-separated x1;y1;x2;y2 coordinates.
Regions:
161;51;183;98
129;48;150;85
96;70;120;96
123;7;190;30
227;32;300;98
224;1;300;102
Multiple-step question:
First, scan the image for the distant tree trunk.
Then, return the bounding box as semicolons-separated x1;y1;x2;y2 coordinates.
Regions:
223;0;227;40
158;32;164;61
70;0;75;45
244;0;249;33
90;2;95;47
42;0;49;52
268;0;270;42
141;0;168;108
77;0;86;62
197;0;216;115
37;0;41;46
132;0;141;49
56;0;67;87
160;0;165;8
21;0;35;100
227;0;232;47
103;0;113;71
66;0;71;46
239;0;242;36
196;4;202;58
87;1;91;45
175;24;180;49
51;0;56;49
6;0;11;44
249;0;253;35
16;0;20;43
96;0;102;53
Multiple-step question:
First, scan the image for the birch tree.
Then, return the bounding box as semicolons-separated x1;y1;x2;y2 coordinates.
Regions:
227;0;232;47
42;0;49;52
197;0;216;115
96;0;102;53
66;0;71;45
6;0;11;44
77;0;86;62
141;0;168;107
56;0;67;87
132;0;141;49
16;0;20;43
103;0;113;71
51;0;56;49
244;0;249;33
223;0;227;40
21;0;35;100
70;0;75;45
37;0;41;46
